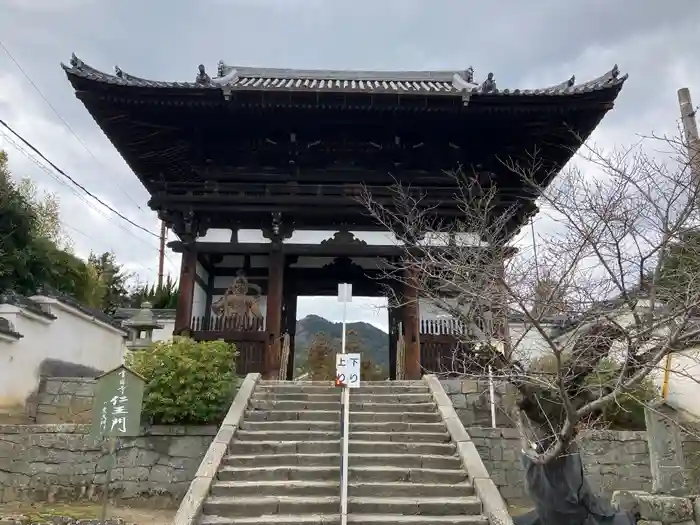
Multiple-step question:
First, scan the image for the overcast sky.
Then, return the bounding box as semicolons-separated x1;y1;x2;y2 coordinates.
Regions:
1;0;699;331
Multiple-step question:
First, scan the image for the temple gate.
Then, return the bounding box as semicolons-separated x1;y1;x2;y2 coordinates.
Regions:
62;57;627;379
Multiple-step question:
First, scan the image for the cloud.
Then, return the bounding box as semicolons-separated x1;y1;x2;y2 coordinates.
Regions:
1;0;699;324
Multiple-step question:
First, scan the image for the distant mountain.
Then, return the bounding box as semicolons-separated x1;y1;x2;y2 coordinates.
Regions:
294;314;388;370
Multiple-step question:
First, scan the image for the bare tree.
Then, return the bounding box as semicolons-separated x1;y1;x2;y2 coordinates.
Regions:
360;130;700;465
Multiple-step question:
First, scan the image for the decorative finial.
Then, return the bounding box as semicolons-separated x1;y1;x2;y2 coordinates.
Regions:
69;53;83;69
480;72;497;93
465;67;474;84
114;65;123;78
195;64;211;86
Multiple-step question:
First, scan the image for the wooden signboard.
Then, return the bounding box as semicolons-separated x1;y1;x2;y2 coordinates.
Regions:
91;364;145;438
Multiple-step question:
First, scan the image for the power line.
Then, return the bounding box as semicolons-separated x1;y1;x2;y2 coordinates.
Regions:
61;221;161;276
0;39;145;211
0;126;178;271
0;118;159;239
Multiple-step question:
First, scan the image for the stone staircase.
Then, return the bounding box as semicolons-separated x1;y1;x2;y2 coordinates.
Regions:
195;378;495;525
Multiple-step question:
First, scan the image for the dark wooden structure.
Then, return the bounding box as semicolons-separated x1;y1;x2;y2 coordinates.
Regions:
63;56;627;379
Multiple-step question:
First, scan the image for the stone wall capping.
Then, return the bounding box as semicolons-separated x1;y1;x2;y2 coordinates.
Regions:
423;374;453;407
172;372;260;525
474;477;516;525
424;374;513;525
458;441;491;479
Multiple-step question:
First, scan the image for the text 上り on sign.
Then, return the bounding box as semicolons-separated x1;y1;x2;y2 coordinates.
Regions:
336;353;361;388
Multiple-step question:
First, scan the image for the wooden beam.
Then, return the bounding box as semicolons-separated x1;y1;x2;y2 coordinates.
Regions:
170;241;406;257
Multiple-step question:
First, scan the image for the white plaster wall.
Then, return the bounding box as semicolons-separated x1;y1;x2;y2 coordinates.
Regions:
666;347;700;418
192;281;207;319
196;261;207;280
508;322;551;363
152;319;175;341
0;298;125;410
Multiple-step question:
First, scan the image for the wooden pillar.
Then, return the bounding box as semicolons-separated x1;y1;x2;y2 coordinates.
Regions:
264;248;284;379
403;266;421;380
175;250;197;334
285;290;298;381
388;300;400;380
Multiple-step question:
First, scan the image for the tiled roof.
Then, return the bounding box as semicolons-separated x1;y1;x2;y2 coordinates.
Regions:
114;307;177;321
35;286;126;332
0;317;22;340
0;291;56;320
62;54;627;98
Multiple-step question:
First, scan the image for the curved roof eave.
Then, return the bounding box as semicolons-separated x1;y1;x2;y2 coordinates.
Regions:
62;53;628;98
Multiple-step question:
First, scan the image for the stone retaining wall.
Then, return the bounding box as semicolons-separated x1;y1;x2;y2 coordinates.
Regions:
441;378;516;427
32;378;96;424
468;427;654;507
0;424;216;505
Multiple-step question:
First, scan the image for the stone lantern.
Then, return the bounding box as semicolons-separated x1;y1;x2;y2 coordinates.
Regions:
124;302;163;350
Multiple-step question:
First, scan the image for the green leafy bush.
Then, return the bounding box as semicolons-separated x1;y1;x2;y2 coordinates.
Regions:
127;337;240;425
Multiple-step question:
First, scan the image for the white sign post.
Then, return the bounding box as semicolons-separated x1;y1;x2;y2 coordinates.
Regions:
337;283;352;525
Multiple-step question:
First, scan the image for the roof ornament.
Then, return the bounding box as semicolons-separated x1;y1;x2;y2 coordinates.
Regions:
451;67;478;91
195;64;212;86
114;65;124;79
69;53;84;70
480;72;497;93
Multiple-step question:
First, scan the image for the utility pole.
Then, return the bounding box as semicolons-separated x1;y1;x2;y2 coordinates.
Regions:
157;221;166;288
678;88;700;182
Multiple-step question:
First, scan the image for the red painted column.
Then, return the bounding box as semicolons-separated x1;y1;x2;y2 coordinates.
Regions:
403;265;422;380
175;250;197;335
264;248;284;378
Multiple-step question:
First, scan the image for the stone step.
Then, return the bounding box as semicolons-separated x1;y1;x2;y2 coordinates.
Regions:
348;496;482;516
216;465;466;484
345;516;487;525
240;420;340;432
228;440;339;455
202;495;482;518
244;410;441;423
210;480;338;497
349;482;474;498
349;431;450;443
240;420;447;433
235;430;340;441
228;440;454;455
203;496;339;517
350;454;461;470
217;465;339;482
350;466;468;484
223;453;340;467
256;381;429;394
249;400;435;412
200;514;488;524
222;453;460;470
251;393;434;404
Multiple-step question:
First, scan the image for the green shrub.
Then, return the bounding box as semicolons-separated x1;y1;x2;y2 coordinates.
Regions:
127;337;240;425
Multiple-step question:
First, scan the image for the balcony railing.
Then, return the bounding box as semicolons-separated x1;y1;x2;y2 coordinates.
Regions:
188;315;268;376
190;315;266;332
